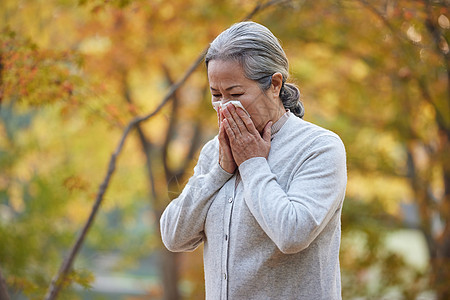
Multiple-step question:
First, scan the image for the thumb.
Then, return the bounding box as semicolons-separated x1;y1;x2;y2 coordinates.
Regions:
262;121;272;142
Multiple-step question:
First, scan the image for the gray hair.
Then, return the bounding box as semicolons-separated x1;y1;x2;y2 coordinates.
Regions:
205;21;304;118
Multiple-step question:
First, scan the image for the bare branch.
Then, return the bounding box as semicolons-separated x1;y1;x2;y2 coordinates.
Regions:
175;122;203;179
122;74;158;200
161;63;180;182
423;0;450;110
243;0;295;20
416;76;450;136
135;126;158;199
0;53;3;108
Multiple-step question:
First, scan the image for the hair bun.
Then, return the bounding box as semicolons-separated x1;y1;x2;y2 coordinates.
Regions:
280;83;304;118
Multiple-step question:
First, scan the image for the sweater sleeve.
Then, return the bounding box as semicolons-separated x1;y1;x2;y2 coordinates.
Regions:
239;134;347;254
160;138;233;252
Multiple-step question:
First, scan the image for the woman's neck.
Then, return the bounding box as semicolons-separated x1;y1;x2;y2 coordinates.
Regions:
257;99;286;134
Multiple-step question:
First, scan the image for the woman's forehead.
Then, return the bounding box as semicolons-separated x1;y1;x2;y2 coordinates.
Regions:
208;60;251;88
208;60;242;76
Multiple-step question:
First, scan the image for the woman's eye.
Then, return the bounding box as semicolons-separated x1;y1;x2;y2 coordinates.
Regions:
231;94;243;97
212;94;221;98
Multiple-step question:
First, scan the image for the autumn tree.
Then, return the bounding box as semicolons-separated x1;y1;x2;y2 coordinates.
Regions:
258;0;450;298
1;0;291;299
1;0;449;299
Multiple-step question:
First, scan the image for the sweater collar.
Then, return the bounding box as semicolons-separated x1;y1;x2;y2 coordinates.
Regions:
271;111;290;137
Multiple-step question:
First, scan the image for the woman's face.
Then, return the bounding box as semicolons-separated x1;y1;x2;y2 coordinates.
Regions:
207;59;281;132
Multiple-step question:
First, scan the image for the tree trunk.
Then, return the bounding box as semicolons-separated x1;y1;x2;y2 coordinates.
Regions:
160;249;180;300
435;131;450;300
0;267;10;300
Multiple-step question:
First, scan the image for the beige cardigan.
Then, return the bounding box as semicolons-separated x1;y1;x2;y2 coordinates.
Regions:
160;112;347;300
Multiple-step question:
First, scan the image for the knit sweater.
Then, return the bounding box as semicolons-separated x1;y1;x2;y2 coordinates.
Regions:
160;112;347;300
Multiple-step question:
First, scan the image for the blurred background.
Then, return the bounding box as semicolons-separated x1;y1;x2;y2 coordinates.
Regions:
1;0;449;299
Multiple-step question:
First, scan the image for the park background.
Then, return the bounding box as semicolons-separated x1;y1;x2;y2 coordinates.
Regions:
1;0;449;299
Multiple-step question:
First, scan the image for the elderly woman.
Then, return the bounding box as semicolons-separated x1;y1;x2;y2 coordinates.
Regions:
160;21;347;300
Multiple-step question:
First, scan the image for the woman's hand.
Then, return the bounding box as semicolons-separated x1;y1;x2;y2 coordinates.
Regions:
218;106;238;173
221;104;272;166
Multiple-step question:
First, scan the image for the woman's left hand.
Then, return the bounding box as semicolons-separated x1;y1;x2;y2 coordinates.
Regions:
221;104;272;166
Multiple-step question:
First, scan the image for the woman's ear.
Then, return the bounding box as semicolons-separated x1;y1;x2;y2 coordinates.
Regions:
271;73;283;97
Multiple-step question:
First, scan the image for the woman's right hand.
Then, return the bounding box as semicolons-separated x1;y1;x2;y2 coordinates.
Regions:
218;106;237;173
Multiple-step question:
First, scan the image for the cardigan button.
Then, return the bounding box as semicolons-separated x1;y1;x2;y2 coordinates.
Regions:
228;197;233;203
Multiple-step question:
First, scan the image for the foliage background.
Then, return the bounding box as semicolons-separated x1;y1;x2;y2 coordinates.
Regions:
1;0;449;299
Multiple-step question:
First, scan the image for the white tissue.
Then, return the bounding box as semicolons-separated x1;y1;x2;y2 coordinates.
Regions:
212;100;250;117
212;101;221;111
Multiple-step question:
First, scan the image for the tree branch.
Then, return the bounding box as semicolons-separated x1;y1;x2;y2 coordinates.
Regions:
159;63;204;185
416;76;450;136
176;121;203;179
122;74;158;201
423;0;450;113
161;63;180;182
0;50;4;109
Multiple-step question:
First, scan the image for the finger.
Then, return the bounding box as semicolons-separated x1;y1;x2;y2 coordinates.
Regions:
227;105;248;134
219;115;230;143
235;107;259;135
218;118;225;139
222;105;241;135
222;118;236;140
218;121;232;154
217;106;221;128
218;123;236;167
